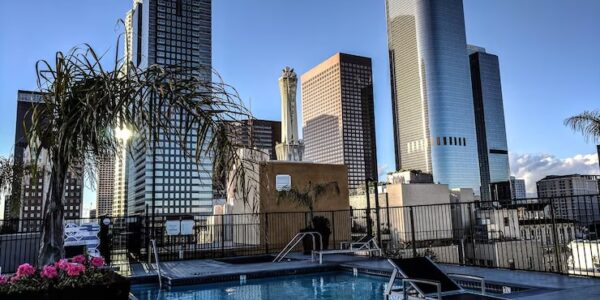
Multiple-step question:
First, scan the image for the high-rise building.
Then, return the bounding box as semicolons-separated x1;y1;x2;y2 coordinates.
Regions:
5;91;83;230
469;46;510;200
126;0;213;216
385;0;481;192
111;129;131;217
275;67;304;162
229;119;281;160
536;174;600;223
96;157;115;216
510;176;527;199
301;53;378;191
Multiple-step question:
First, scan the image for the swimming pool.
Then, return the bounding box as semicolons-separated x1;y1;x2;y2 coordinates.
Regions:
131;272;388;299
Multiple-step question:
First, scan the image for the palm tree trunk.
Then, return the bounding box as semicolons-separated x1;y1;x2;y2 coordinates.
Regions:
37;155;68;266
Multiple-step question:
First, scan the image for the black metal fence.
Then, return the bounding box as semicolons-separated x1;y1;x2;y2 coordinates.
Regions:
1;195;599;277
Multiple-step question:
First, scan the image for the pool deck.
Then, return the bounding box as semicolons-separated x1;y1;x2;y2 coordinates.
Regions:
123;253;600;299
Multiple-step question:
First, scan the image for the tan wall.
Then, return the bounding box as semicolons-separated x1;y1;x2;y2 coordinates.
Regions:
258;161;351;250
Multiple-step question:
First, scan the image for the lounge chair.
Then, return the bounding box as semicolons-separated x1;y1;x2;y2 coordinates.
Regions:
313;234;382;264
385;257;504;300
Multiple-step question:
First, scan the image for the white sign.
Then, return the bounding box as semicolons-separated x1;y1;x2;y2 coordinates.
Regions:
276;174;291;191
165;220;181;236
180;220;195;235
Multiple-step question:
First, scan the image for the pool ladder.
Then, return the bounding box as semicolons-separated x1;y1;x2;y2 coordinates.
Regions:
150;239;163;289
273;231;322;263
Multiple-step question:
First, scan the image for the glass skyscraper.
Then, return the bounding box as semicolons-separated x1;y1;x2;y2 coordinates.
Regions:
469;46;510;200
126;0;213;216
386;0;481;193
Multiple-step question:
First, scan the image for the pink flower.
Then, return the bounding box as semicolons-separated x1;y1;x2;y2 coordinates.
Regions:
90;256;105;268
41;265;58;279
0;275;8;285
16;263;36;278
10;275;21;282
71;255;87;264
55;259;70;270
66;263;86;277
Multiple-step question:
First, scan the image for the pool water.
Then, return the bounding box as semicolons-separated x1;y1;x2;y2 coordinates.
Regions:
132;272;388;299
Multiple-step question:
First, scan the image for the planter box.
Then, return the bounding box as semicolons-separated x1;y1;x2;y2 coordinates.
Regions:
1;272;130;300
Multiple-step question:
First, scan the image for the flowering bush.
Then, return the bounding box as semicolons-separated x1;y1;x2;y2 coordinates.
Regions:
0;255;116;296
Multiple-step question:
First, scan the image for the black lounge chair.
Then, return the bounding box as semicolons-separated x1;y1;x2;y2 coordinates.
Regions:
385;257;504;300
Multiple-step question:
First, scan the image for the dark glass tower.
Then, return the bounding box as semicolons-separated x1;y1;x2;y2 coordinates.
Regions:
4;91;83;229
127;0;213;216
469;46;510;200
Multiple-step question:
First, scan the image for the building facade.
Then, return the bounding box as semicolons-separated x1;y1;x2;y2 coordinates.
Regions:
536;174;600;223
469;46;510;200
301;53;378;191
510;176;527;199
229;119;281;160
126;0;214;216
96;157;115;216
385;0;481;193
6;91;83;231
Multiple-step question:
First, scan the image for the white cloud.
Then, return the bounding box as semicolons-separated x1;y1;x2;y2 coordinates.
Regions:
510;152;600;195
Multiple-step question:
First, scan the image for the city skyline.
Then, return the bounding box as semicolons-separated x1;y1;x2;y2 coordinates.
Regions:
0;0;599;212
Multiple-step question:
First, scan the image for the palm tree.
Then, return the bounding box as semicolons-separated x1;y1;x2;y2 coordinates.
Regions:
564;110;600;142
28;41;254;266
276;181;340;228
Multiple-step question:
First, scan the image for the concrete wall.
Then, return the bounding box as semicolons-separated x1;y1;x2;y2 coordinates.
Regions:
227;160;351;250
259;161;351;250
386;183;454;242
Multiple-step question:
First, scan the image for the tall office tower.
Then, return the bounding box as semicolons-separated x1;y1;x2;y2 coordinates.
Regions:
386;0;481;192
229;119;281;160
537;174;600;223
509;176;527;199
111;129;130;217
275;67;304;161
469;46;510;200
126;0;213;216
96;157;115;216
6;91;83;230
301;53;378;191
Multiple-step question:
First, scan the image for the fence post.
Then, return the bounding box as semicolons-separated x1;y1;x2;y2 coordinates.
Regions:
549;198;562;273
264;213;269;254
331;211;335;250
409;207;417;257
221;214;225;257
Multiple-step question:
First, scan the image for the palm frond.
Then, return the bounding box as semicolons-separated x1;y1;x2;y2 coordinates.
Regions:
564;110;600;142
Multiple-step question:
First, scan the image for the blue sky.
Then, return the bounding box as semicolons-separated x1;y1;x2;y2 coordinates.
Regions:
0;0;599;211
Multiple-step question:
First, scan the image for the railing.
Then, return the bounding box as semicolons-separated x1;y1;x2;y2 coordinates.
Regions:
273;231;322;262
0;194;599;278
149;239;163;289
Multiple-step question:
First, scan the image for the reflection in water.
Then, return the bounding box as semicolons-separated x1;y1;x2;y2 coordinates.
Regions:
132;272;387;300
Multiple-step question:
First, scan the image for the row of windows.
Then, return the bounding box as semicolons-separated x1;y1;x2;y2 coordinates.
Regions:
436;136;467;147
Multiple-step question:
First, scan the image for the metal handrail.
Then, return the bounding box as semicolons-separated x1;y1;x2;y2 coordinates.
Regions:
150;239;163;289
273;231;322;262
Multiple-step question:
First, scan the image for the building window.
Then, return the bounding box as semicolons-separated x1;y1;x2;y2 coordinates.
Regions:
443;137;447;145
503;217;509;227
